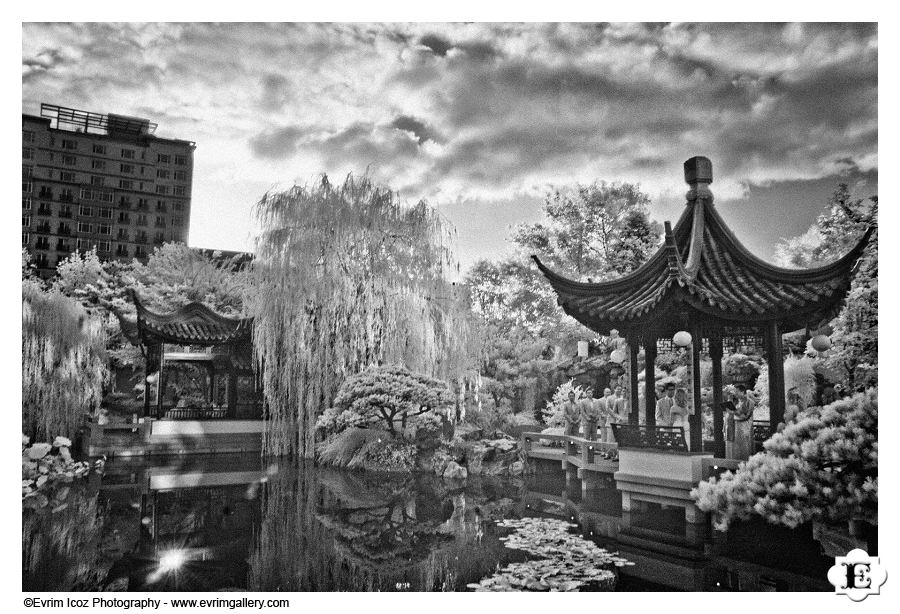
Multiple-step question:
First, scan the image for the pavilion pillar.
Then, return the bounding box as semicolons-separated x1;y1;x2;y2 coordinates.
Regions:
628;341;640;425
156;346;165;420
227;359;237;419
765;321;786;435
689;325;703;452
143;342;161;419
709;334;725;458
643;335;657;427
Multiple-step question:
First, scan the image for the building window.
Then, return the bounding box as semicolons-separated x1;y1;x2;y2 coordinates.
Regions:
173;201;184;211
22;216;31;227
136;214;148;226
119;179;134;190
121;148;135;159
77;222;93;233
91;176;105;186
62;155;77;166
59;205;73;218
80;189;93;200
36;236;50;250
156;169;170;179
58;223;72;235
120;163;134;174
174;155;187;165
23;148;35;160
173;216;183;226
155;216;166;228
92;144;106;154
156;201;167;212
99;208;112;219
173;170;187;182
135;246;147;258
116;244;129;257
60;171;76;182
23;165;34;178
23;198;32;210
59;188;75;203
155;185;169;195
22;232;31;246
118;212;130;224
23;130;35;143
98;224;111;235
23;182;33;193
62;139;77;150
79;205;93;216
137;198;149;210
91;159;106;170
158;153;170;163
37;203;52;216
173;185;186;197
56;240;71;253
98;192;113;203
117;228;129;240
98;240;111;253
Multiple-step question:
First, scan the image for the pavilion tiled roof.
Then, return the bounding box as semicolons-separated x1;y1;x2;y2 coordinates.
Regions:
533;157;873;335
132;290;252;345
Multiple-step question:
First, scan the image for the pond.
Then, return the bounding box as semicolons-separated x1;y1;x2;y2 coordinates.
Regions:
23;454;834;592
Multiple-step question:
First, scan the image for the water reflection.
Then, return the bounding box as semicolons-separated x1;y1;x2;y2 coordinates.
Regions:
22;454;835;592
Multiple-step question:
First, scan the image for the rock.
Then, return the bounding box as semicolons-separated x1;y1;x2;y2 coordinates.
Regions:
431;449;452;476
448;439;467;463
26;443;52;460
443;461;468;480
509;461;525;476
454;423;483;441
466;443;489;475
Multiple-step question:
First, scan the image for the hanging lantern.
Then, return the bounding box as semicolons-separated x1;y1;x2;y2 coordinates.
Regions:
609;348;626;364
811;334;832;352
673;331;692;347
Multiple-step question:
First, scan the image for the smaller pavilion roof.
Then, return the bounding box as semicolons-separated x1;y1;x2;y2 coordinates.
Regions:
131;290;252;345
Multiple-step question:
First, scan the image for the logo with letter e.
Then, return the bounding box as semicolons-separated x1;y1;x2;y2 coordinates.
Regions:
827;549;887;601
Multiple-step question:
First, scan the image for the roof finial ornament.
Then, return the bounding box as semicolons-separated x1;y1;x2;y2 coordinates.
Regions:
684;156;713;203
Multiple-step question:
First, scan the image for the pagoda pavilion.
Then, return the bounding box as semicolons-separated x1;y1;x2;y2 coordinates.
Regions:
128;290;262;420
533;156;873;456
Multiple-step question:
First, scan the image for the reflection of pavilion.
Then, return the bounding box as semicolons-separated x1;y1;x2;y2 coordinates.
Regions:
531;156;871;526
89;292;264;457
519;480;831;591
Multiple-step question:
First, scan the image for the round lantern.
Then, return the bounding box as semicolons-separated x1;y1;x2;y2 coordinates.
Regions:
673;331;692;348
811;334;832;352
609;348;627;364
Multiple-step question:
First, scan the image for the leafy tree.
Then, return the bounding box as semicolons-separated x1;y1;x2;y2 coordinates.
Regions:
22;277;108;440
512;181;661;280
542;379;592;428
317;364;456;439
692;389;877;530
774;184;877;389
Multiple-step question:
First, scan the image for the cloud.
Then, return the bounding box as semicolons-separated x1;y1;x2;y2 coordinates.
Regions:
21;22;877;264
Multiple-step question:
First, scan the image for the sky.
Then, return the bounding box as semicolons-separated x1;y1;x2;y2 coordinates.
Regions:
22;22;878;271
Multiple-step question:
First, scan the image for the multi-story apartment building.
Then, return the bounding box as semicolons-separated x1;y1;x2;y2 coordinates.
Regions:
22;103;195;277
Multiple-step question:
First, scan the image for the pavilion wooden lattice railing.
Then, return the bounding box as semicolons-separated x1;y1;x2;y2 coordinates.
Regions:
163;407;228;420
610;424;688;452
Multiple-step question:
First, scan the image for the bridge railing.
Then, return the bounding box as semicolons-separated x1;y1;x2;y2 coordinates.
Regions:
520;430;617;465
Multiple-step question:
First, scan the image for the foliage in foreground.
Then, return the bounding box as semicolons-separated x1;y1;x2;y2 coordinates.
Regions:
22;277;108;440
542;379;592;427
692;389;877;530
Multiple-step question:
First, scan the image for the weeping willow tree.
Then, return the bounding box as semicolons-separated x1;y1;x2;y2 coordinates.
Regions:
251;174;477;457
22;279;108;440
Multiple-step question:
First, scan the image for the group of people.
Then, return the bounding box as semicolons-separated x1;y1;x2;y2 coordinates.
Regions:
561;380;758;459
561;386;629;442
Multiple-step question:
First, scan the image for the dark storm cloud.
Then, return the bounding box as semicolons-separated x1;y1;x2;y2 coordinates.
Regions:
249;126;307;159
390;115;443;145
420;34;453;56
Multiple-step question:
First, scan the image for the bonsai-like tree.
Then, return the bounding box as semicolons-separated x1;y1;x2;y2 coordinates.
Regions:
317;365;456;439
692;389;877;531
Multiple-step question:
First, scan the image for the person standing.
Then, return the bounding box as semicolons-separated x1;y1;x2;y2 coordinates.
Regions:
562;391;582;436
655;382;676;427
726;384;754;460
670;388;693;450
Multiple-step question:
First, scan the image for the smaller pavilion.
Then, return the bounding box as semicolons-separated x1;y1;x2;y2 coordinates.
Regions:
128;290;262;420
534;156;873;456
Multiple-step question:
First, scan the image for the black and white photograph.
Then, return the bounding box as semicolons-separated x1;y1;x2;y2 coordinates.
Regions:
15;14;888;600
